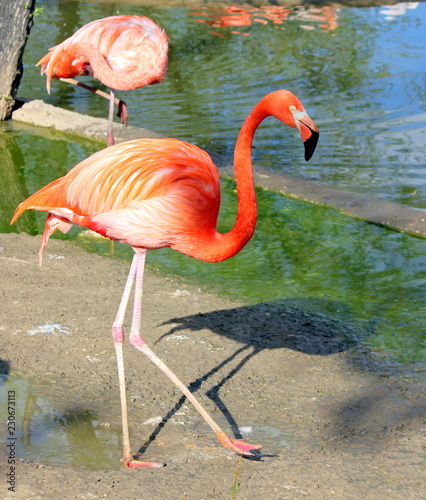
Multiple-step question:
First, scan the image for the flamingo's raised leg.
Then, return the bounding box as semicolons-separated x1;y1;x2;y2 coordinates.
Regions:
59;78;128;124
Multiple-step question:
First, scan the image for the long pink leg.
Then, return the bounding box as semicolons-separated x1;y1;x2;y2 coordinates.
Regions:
129;251;262;457
112;255;162;469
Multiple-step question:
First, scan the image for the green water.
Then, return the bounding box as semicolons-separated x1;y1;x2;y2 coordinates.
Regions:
1;124;425;370
0;372;290;470
0;375;121;469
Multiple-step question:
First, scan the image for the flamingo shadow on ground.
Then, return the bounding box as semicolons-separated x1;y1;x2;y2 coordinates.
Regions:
146;300;424;458
136;299;359;459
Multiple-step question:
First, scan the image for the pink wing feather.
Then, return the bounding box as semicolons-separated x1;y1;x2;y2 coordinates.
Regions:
11;139;221;262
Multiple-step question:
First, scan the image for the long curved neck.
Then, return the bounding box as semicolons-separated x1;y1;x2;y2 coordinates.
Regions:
224;104;267;252
183;101;269;263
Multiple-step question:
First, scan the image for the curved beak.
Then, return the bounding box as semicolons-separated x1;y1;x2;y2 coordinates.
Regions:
291;107;319;161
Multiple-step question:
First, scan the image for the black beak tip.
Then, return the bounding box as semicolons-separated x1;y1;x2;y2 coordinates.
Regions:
304;131;319;161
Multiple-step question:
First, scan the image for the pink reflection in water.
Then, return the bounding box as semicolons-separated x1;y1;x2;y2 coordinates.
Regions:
190;5;340;38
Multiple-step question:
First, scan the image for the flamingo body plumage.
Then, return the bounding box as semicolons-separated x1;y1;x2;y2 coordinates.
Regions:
12;90;319;468
37;15;169;145
37;15;168;92
15;139;222;262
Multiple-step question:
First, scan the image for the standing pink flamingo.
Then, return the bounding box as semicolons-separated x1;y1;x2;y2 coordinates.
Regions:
11;90;318;468
37;15;169;146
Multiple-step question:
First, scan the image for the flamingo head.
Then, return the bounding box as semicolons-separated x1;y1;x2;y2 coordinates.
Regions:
265;90;319;161
289;103;319;161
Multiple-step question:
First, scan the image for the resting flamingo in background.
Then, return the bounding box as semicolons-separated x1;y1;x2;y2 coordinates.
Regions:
12;90;319;468
37;15;169;146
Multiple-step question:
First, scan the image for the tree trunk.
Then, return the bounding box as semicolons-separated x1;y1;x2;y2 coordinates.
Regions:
0;0;36;120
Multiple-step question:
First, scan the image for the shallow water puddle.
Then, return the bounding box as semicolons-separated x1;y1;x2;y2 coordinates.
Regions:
1;374;294;469
0;375;121;469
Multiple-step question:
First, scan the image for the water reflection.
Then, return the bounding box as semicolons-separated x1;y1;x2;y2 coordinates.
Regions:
380;2;419;20
0;376;121;469
190;5;340;36
295;6;340;33
190;5;291;37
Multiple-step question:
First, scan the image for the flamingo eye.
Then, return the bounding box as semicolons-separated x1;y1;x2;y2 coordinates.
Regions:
289;105;296;112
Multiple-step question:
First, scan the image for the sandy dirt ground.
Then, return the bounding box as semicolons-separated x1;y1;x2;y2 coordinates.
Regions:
0;232;425;499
